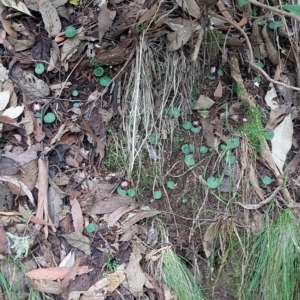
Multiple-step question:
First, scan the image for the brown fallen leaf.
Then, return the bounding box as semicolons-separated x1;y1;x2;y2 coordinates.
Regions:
30;280;63;295
139;3;158;22
0;226;10;254
81;120;105;162
26;266;91;280
107;205;136;228
248;164;265;201
98;1;116;45
70;196;83;233
214;81;223;98
61;257;82;288
193;95;215;110
123;209;160;228
8;159;38;196
123;241;145;297
94;39;135;66
83;192;133;215
166;19;195;51
0;156;19;175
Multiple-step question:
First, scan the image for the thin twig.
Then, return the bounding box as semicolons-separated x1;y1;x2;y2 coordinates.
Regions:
248;0;300;23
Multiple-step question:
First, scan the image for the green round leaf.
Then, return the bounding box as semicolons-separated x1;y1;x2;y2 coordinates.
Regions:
167;107;181;118
184;154;195;166
106;125;112;133
166;181;176;189
190;126;201;133
254;77;261;83
264;130;274;141
73;102;80;108
182;121;192;130
154;190;162;199
220;144;228;151
127;188;136;198
94;67;104;77
182;198;188;203
283;4;300;16
217;69;224;76
207;177;221;189
65;26;76;38
200;146;208;154
225;154;236;165
117;186;127;196
206;74;216;81
34;113;42;118
269;21;282;30
181;144;194;154
72;90;79;97
237;0;248;7
256;61;264;69
226;137;240;149
85;223;96;233
149;133;157;143
262;175;272;185
99;75;112;87
35;63;45;75
178;136;185;142
43;112;56;124
120;34;126;40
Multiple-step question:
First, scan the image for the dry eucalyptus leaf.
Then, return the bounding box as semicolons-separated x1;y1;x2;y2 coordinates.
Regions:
61;231;91;255
265;83;279;110
271;114;293;173
193;95;215;110
166;19;194;51
39;0;61;36
0;157;19;175
175;0;200;18
48;186;63;227
70;197;83;233
61;27;84;63
214;81;222;98
265;106;290;131
0;175;34;204
25;0;68;11
0;63;8;82
98;1;116;45
83;192;133;215
124;241;145;297
70;269;125;300
1;0;32;16
203;219;221;258
8;160;38;196
262;25;279;65
4;146;39;166
0;90;10;111
248;164;265;201
6;22;35;52
251;19;267;60
17;71;50;103
2;105;24;119
31;36;51;62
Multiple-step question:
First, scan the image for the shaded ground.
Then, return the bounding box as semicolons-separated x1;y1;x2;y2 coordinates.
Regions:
1;0;300;299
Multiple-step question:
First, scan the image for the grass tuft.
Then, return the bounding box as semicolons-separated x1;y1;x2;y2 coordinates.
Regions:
243;209;300;300
162;248;208;300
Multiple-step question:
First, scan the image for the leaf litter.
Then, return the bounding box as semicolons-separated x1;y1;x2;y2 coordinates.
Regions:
0;0;300;299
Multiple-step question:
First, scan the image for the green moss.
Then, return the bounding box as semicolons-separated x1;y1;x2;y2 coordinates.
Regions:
239;104;265;151
233;82;244;97
102;143;127;171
